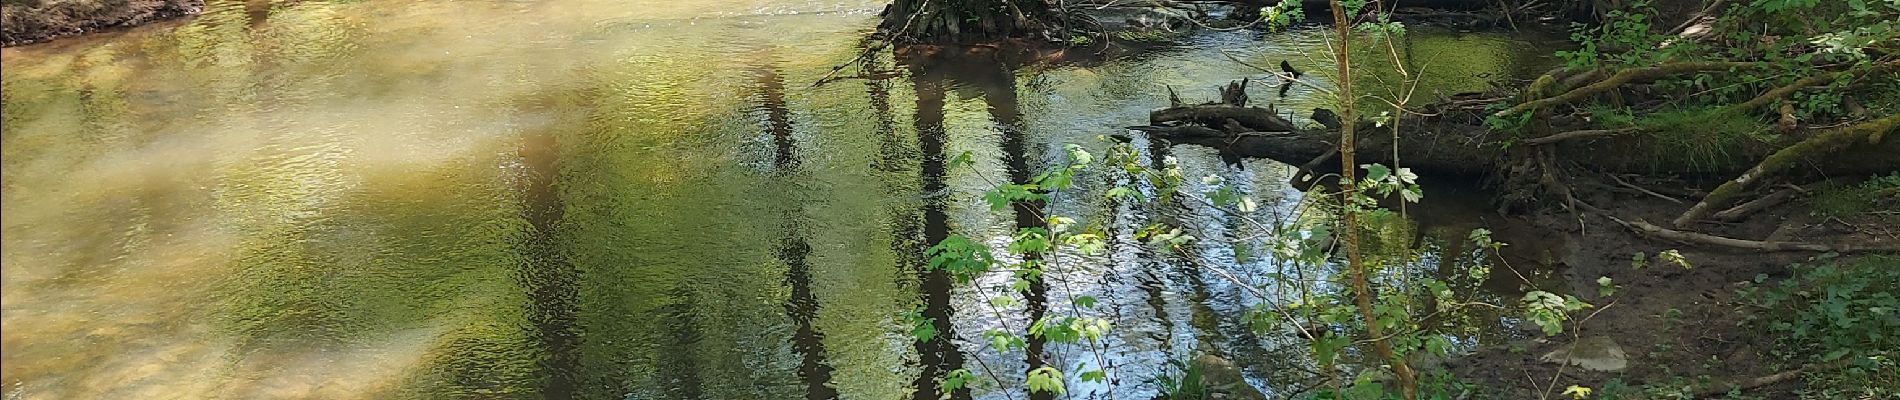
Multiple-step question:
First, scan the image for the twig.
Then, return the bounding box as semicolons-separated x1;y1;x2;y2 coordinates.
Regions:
1221;50;1337;97
1605;172;1684;204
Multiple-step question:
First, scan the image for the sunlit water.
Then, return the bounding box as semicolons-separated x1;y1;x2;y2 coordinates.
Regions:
2;1;1564;399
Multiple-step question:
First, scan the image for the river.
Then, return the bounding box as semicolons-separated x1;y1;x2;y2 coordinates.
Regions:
0;1;1565;398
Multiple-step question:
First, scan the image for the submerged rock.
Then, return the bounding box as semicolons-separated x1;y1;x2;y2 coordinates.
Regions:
1540;336;1629;372
1193;354;1268;400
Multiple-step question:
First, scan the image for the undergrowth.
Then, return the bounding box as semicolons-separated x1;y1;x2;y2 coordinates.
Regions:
1738;254;1900;400
1809;172;1900;218
1633;107;1771;173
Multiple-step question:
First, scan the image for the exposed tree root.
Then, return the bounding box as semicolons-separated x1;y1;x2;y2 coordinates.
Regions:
1525;127;1642;145
1674;115;1900;227
1493;61;1759;119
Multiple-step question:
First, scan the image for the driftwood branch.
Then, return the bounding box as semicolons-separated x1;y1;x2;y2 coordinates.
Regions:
1609;216;1898;253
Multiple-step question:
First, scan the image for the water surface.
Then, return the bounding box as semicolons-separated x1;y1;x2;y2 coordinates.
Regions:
1;1;1562;398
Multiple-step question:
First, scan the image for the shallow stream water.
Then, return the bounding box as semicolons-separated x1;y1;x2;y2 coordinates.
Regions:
2;1;1566;398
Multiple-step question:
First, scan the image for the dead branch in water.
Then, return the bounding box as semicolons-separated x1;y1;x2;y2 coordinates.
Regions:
1150;104;1300;132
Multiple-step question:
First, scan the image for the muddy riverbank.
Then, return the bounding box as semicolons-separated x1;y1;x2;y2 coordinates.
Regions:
1;0;205;47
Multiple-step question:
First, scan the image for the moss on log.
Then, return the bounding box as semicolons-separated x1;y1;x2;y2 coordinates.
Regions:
1672;115;1900;226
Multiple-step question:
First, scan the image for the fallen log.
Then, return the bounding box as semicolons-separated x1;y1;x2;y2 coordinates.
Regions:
1710;183;1809;222
1150;105;1300;133
1143;115;1900;177
1674;115;1900;227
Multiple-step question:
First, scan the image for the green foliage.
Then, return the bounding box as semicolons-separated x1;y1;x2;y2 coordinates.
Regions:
939;369;974;400
1524;290;1593;336
1588;105;1637;128
1739;254;1900;398
1026;367;1066;395
903;307;939;344
1152;358;1207;400
926;235;996;284
1556;0;1682;71
984;184;1047;211
1550;0;1899;125
1360;163;1422;203
1258;0;1306;32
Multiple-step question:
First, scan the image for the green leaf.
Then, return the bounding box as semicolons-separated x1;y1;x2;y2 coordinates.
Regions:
1063;143;1094;166
1079;369;1106;383
1074;295;1097;308
939;369;972;399
926;235;995;283
981;329;1025;352
948;151;975;170
1008;228;1051;255
1363;163;1392;182
1026;367;1066;394
1562;385;1593;399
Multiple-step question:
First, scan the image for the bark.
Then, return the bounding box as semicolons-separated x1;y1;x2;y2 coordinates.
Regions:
1524;127;1641;145
1324;0;1416;398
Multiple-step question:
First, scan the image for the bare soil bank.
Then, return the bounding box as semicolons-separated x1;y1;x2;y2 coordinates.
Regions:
1;0;202;47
